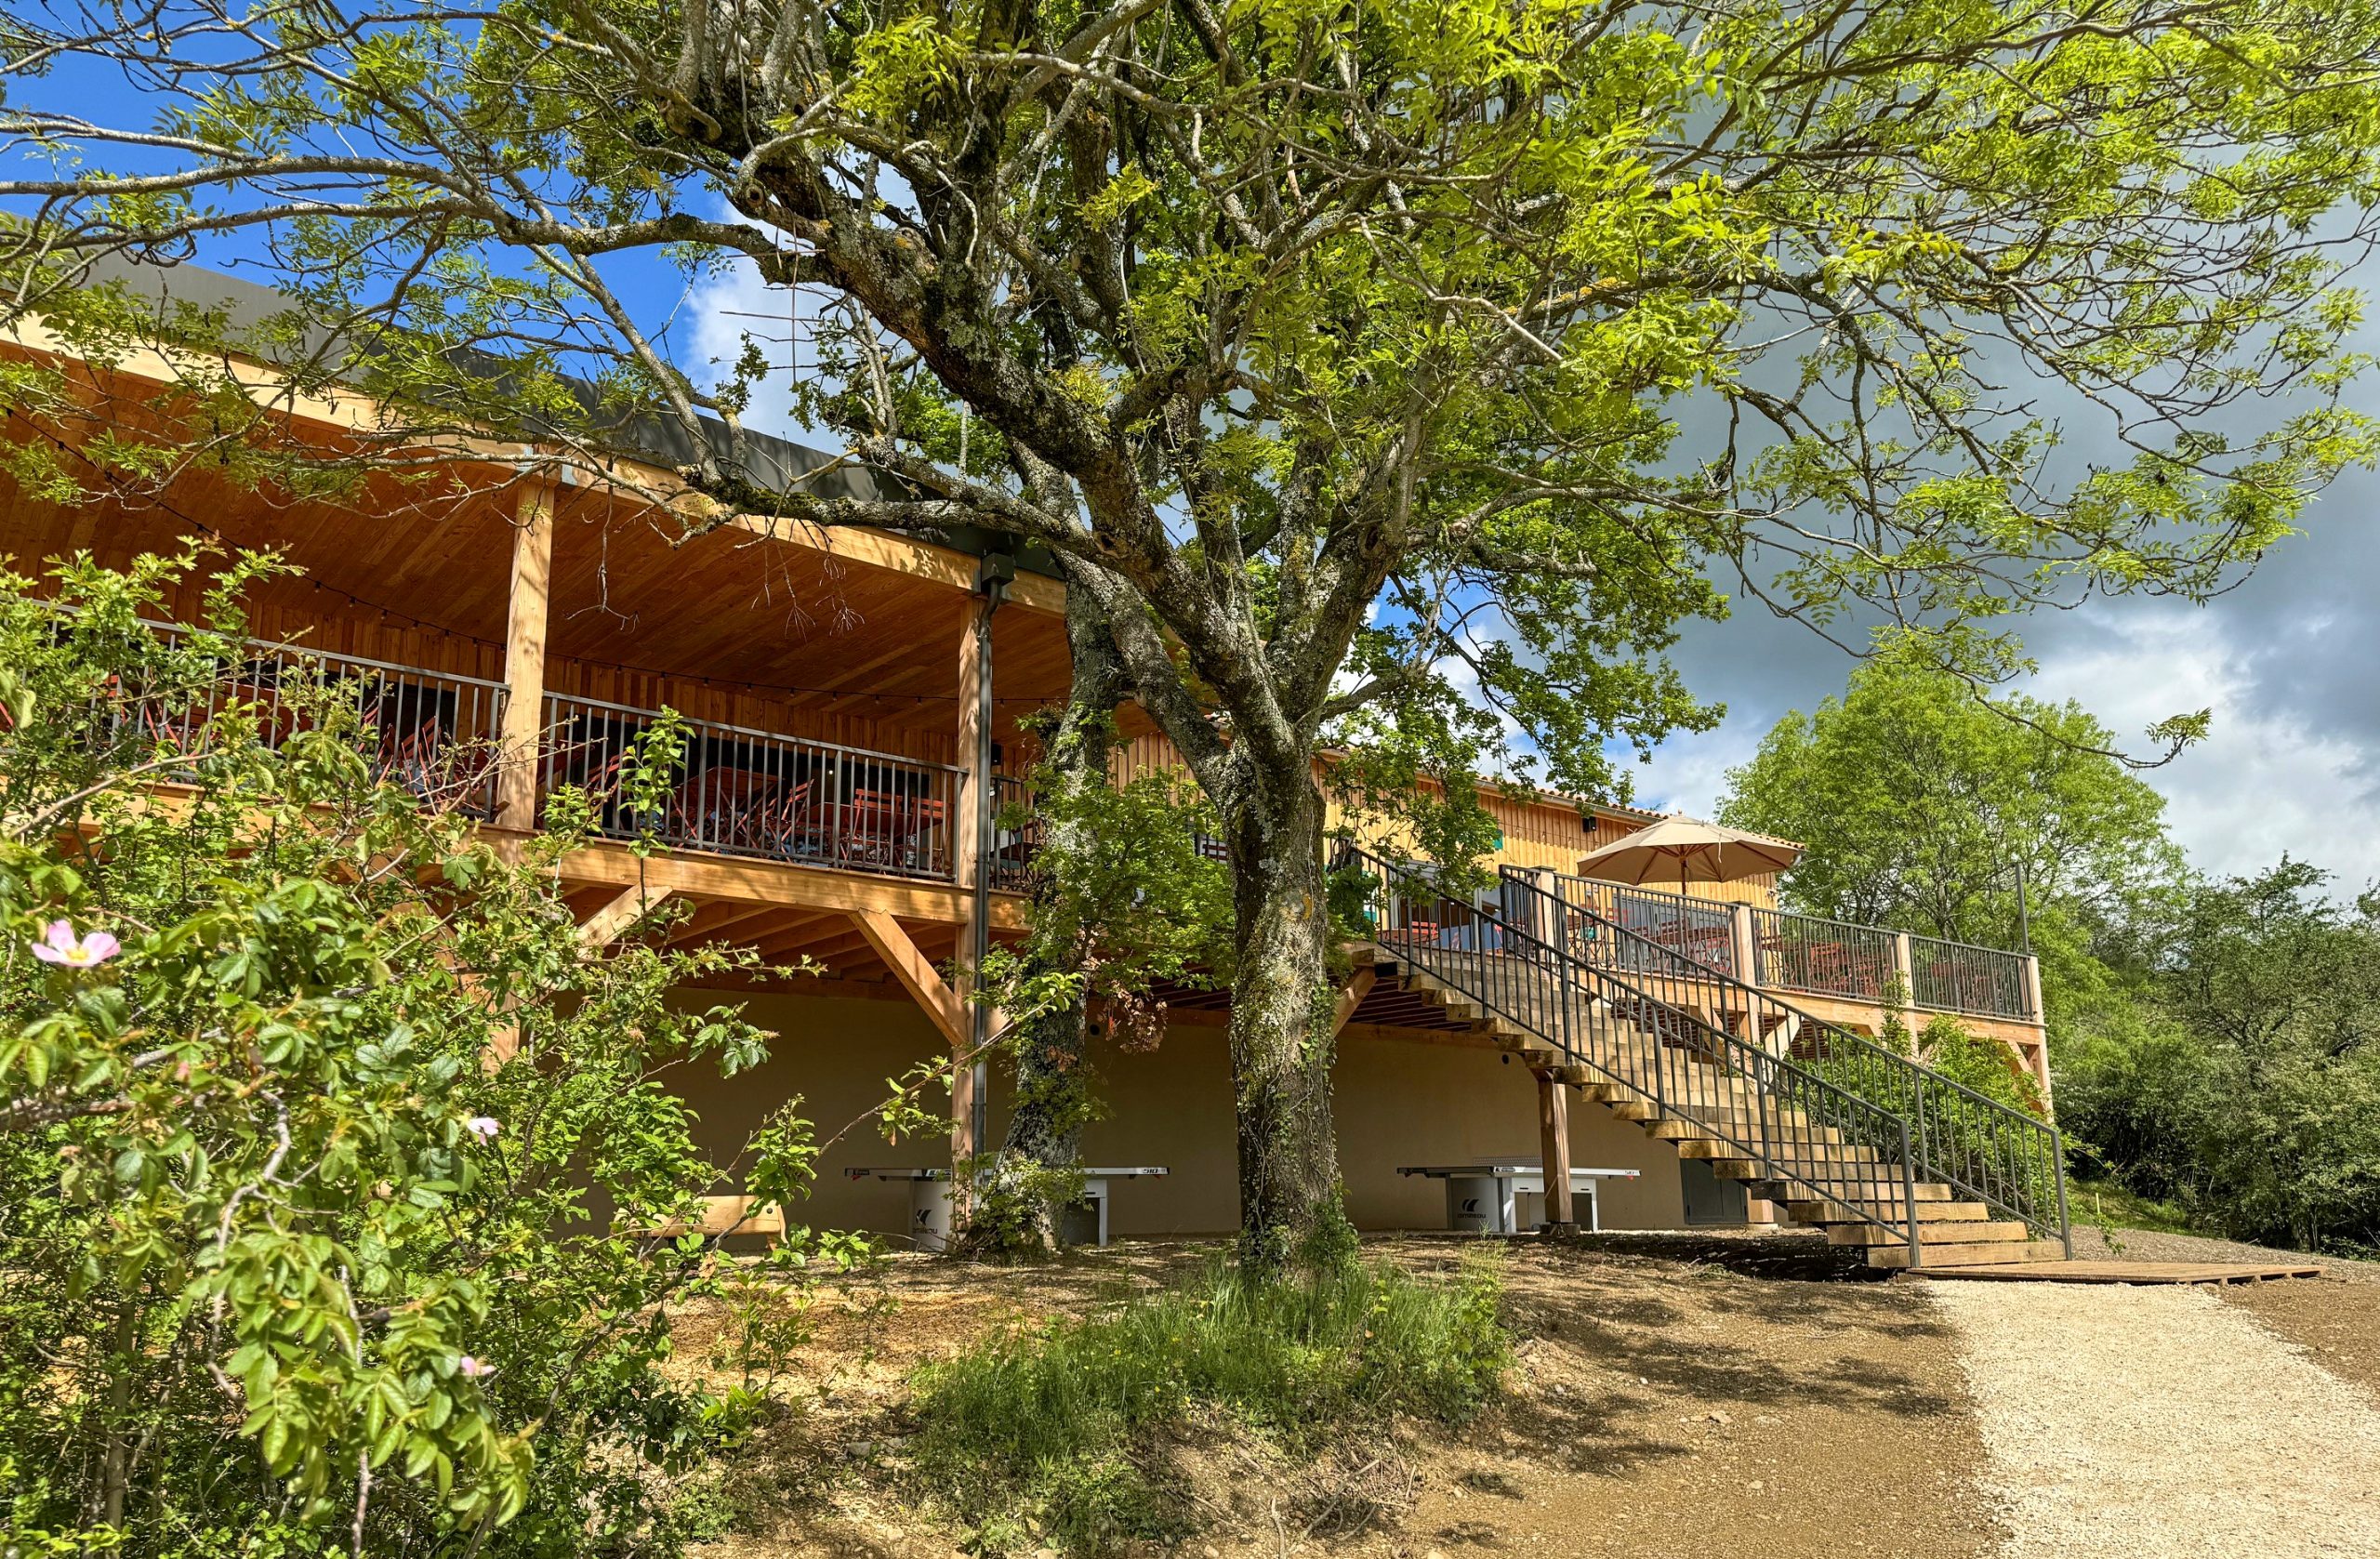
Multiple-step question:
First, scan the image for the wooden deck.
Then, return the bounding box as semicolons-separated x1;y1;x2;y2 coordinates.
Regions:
1900;1260;2323;1286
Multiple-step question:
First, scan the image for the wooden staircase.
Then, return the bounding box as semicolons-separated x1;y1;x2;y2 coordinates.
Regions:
1363;943;2066;1271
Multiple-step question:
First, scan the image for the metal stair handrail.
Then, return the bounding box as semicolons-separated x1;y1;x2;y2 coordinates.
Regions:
1511;867;2070;1250
1332;845;1929;1262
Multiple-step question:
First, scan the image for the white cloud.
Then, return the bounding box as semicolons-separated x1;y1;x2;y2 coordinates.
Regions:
678;241;827;437
2026;611;2380;894
1633;606;2380;897
1626;725;1758;818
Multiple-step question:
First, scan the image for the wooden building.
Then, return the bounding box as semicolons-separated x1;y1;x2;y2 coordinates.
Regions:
0;273;2052;1246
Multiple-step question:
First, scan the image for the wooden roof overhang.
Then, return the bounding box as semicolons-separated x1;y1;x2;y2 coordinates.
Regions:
0;323;1076;752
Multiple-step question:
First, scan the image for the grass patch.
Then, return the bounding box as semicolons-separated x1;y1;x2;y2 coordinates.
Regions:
907;1251;1510;1553
2071;1175;2203;1236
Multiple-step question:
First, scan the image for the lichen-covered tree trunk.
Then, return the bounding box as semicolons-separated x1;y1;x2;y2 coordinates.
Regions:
961;586;1127;1254
1223;758;1349;1275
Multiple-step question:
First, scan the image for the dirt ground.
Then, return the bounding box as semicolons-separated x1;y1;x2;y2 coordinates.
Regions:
1362;1235;1998;1559
2220;1275;2380;1402
684;1231;2002;1558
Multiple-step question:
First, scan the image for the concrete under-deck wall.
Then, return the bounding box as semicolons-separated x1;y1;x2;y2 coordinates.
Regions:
668;984;1687;1241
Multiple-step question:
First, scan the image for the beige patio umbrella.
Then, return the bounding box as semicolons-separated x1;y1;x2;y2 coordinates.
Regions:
1576;813;1802;893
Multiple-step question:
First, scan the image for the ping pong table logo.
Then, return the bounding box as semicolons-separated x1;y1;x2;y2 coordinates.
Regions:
1458;1196;1484;1216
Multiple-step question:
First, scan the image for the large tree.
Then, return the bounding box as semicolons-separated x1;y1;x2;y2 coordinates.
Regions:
1717;648;2184;950
6;0;2380;1267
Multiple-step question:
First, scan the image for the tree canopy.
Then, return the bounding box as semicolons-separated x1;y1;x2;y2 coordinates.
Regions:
2059;860;2380;1252
7;0;2380;1262
1718;648;2183;950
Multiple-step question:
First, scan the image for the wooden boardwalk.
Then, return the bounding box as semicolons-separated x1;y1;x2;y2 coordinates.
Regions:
1900;1260;2321;1286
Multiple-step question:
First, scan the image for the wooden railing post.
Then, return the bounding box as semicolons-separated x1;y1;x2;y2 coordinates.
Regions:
1891;930;1915;1011
1730;902;1758;992
494;481;555;832
1529;866;1564;953
1536;1067;1575;1229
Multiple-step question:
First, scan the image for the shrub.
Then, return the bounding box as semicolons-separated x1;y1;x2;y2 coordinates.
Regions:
0;555;886;1557
909;1252;1509;1552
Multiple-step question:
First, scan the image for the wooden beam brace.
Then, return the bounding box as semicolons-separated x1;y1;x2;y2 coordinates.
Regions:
542;836;1027;930
577;885;674;948
1332;967;1380;1036
851;909;968;1048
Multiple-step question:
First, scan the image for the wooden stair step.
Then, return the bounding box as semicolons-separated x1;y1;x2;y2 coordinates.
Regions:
1866;1239;2068;1271
1784;1198;1990;1223
1643;1114;1841;1144
1826;1220;2030;1248
1685;1143;1882;1168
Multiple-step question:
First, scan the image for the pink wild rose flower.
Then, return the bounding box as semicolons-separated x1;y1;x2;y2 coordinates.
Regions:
30;920;119;969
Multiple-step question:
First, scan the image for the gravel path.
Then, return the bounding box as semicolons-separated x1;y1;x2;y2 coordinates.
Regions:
1927;1281;2380;1557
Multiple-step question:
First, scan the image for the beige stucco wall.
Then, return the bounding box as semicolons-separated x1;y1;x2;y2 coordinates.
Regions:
669;985;1687;1241
663;986;957;1235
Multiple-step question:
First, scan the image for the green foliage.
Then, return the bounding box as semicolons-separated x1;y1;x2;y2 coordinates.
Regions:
2059;860;2380;1254
985;743;1232;1018
0;557;878;1557
908;1253;1510;1553
2068;1175;2202;1238
1913;1013;2047;1118
966;734;1231;1249
1718;645;2184;950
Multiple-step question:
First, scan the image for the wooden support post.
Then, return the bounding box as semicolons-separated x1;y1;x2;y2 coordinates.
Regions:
1536;1068;1575;1228
953;604;986;901
495;482;556;832
950;600;988;1164
1891;931;1915;1011
1731;903;1759;993
1527;867;1563;951
577;885;674;949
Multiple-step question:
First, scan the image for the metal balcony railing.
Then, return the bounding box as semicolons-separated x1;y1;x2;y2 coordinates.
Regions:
118;620;508;817
989;772;1038;892
1540;876;1741;980
536;692;963;882
1747;905;1901;1005
1910;933;2032;1020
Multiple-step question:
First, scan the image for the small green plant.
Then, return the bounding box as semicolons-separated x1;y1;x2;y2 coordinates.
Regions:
908;1253;1509;1553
